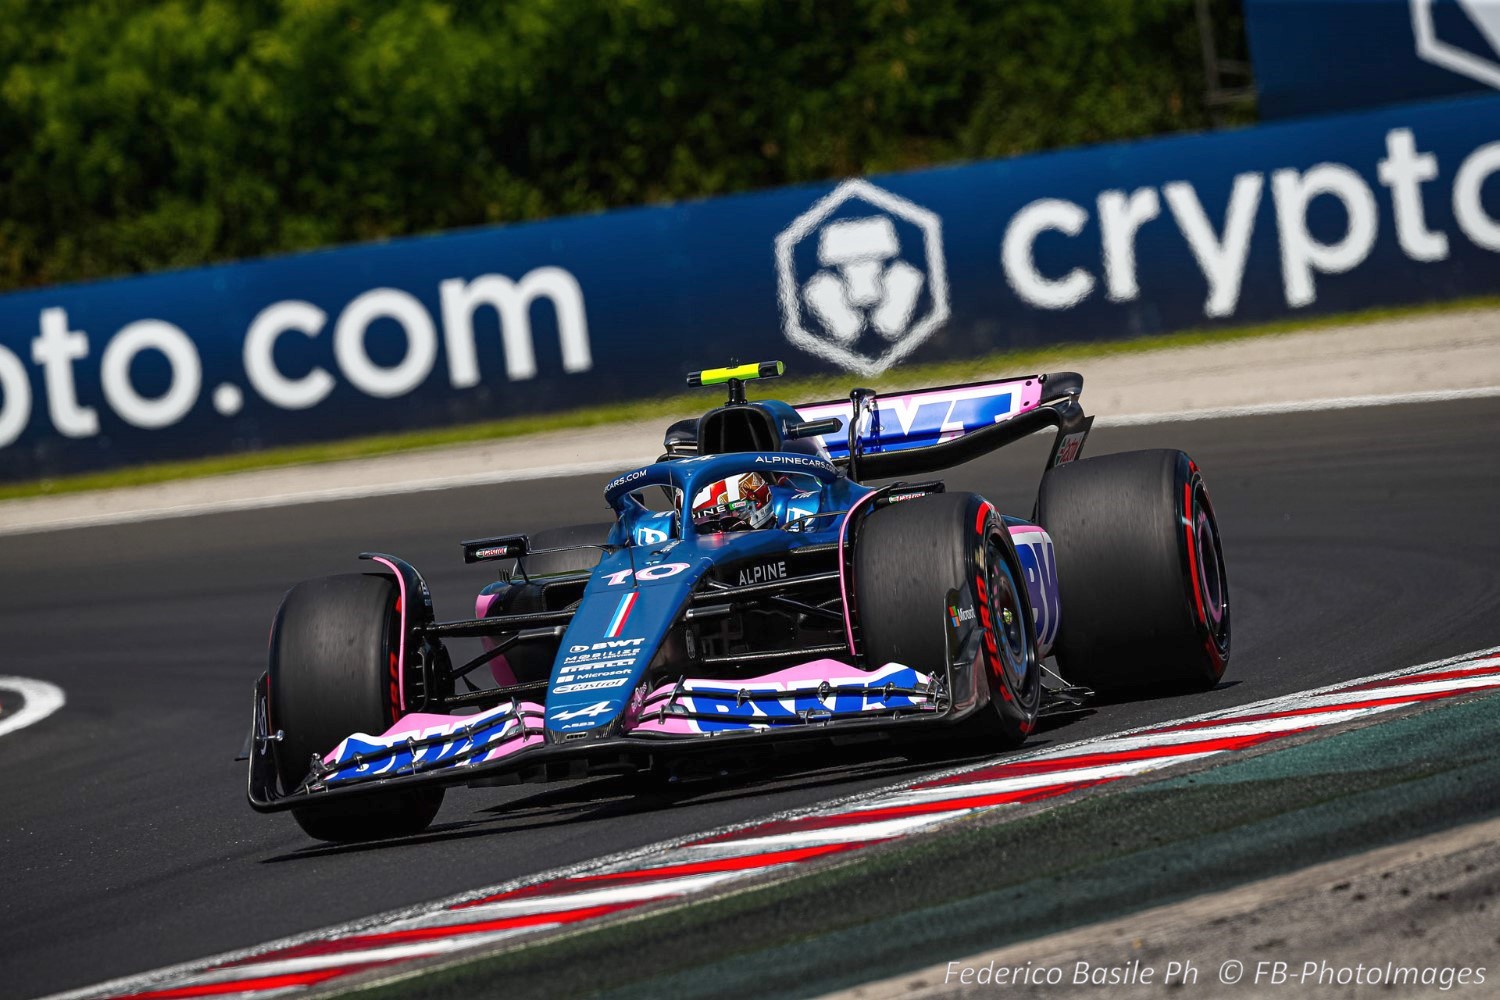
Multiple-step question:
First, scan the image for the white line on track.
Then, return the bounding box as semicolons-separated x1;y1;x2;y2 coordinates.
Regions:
3;385;1496;538
1096;385;1500;426
0;458;637;538
0;676;65;738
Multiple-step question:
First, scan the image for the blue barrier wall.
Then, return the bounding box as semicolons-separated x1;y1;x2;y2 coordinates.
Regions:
1;92;1498;481
1245;0;1500;119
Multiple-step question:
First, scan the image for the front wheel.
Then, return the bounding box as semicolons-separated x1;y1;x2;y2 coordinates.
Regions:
854;492;1041;749
269;573;444;842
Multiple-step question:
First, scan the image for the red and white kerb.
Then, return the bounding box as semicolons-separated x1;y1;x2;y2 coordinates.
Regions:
55;646;1500;1000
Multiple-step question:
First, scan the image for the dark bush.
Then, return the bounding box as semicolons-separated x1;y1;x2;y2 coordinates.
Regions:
0;0;1247;291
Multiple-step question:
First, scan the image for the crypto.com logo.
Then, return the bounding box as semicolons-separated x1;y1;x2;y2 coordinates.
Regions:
1413;0;1500;89
775;179;949;376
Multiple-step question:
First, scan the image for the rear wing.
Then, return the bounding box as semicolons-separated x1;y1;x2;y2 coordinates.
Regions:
796;372;1092;482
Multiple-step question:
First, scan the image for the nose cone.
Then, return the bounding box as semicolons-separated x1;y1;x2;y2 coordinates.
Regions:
543;550;708;738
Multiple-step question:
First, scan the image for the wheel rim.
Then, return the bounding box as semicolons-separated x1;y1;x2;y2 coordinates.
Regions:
1190;482;1230;652
984;536;1030;687
1195;510;1224;625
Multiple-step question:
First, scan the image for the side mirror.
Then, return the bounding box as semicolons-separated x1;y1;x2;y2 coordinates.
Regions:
461;534;529;564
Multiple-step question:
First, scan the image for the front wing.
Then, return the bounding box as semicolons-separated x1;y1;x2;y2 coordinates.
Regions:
247;658;963;813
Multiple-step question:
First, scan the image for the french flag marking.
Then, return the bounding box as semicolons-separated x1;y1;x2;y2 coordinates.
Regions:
605;592;638;639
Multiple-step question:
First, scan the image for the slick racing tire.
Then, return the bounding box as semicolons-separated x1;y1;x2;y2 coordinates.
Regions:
1037;449;1230;695
855;492;1041;749
269;573;444;843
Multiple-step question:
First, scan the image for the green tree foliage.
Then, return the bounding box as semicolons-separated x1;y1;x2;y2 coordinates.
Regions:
0;0;1247;290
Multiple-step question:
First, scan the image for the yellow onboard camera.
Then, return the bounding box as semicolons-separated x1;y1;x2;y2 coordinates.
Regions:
687;361;784;404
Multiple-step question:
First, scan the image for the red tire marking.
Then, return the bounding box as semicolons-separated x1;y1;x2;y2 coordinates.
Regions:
1184;481;1208;627
388;650;400;720
974;573;1000;672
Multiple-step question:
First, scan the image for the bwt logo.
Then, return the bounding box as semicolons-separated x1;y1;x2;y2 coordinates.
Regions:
775;179;950;376
1413;0;1500;89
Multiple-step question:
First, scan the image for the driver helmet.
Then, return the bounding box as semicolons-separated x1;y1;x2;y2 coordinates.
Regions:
691;472;775;533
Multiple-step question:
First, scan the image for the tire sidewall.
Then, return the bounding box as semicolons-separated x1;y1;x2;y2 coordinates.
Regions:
1179;456;1231;680
269;574;401;793
1039;448;1231;693
267;572;444;841
968;498;1042;742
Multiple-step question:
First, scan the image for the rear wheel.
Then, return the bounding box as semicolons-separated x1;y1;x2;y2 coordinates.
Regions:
1037;449;1230;695
854;492;1041;748
269;573;444;842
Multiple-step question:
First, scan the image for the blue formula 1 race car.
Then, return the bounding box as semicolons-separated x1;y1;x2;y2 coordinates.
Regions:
245;362;1231;842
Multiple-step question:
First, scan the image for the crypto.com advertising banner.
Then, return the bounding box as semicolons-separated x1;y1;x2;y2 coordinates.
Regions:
1245;0;1500;118
1;92;1498;480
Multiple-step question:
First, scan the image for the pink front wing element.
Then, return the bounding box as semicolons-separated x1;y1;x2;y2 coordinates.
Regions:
69;648;1500;999
628;659;938;735
322;702;547;766
480;731;546;763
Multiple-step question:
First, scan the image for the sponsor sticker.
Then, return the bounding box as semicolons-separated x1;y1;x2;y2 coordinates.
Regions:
554;678;631;693
1053;431;1087;466
947;603;976;627
558;666;635;680
775;179;950;377
561;652;639;666
754;454;836;474
568;638;645;654
605;468;650;494
550;700;615;723
737;560;789;586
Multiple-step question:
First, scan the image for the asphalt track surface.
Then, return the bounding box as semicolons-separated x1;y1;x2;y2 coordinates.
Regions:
2;398;1498;1000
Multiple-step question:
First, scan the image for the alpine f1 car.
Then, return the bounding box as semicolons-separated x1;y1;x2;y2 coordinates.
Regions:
245;362;1231;842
